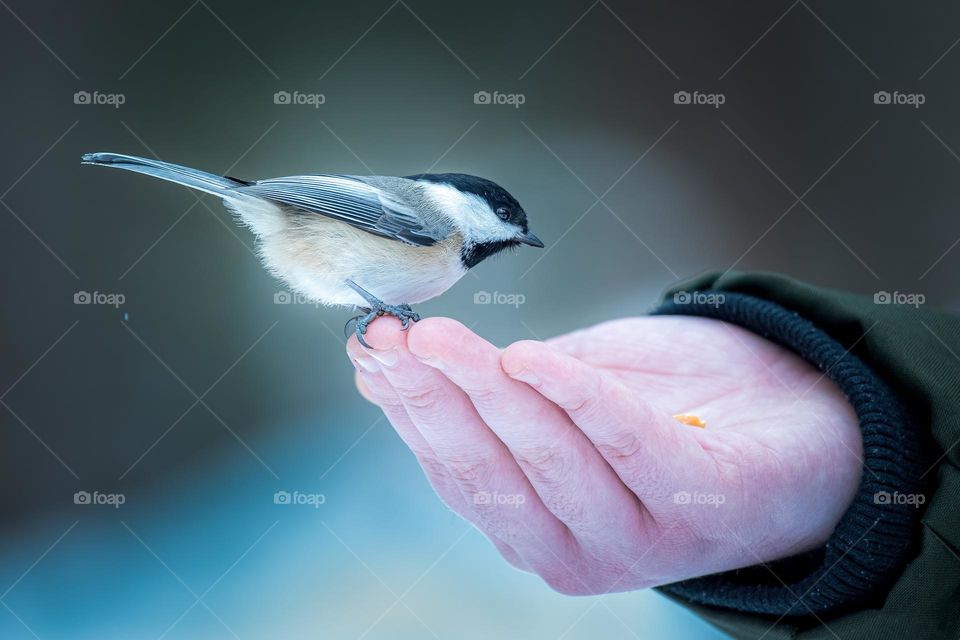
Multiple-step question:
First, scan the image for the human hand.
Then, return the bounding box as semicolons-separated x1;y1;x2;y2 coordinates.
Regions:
347;315;862;594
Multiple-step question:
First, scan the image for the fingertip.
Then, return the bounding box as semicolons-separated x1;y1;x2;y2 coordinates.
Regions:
500;340;545;376
354;371;377;404
407;316;470;361
346;334;364;359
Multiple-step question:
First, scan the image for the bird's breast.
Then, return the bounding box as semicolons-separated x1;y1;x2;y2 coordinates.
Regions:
253;211;466;306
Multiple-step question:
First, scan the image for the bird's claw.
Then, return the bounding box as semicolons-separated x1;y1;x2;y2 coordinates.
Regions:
396;304;421;330
343;308;371;340
351;304;419;348
344;280;420;349
355;313;375;349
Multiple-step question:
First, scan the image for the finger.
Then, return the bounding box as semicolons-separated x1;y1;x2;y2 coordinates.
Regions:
501;340;718;510
406;319;647;549
349;351;472;510
350;350;531;572
354;370;376;404
357;370;532;572
351;319;579;574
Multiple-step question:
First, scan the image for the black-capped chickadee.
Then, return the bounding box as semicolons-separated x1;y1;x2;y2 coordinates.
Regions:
81;153;543;345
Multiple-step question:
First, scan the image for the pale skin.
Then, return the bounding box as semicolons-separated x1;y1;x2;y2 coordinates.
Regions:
346;315;863;594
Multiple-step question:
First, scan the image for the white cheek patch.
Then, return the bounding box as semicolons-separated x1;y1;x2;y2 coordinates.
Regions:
421;182;516;243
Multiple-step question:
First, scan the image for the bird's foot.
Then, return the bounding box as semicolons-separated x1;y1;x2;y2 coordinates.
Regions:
351;304;421;348
343;280;421;349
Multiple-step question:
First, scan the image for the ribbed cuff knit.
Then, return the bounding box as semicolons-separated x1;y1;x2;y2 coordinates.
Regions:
651;292;928;617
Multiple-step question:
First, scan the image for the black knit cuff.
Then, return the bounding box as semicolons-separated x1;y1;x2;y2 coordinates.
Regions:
651;292;928;617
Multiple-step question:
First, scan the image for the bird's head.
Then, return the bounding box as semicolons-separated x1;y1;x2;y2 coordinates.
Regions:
408;173;543;268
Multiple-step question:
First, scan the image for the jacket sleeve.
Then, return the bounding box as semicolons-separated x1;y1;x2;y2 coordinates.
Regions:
649;271;959;640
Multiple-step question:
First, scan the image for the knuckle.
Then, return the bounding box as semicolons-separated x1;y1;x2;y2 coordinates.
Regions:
562;371;607;415
543;492;590;532
518;444;569;480
540;552;632;596
372;394;406;413
513;441;592;529
473;513;527;546
494;544;529;571
444;454;495;489
464;385;499;408
566;366;604;409
561;393;591;414
397;385;446;411
595;431;644;464
595;433;667;495
517;451;583;514
416;455;451;483
541;570;589;596
560;388;601;416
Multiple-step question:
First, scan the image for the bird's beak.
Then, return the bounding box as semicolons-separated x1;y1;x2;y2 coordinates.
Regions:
516;231;544;248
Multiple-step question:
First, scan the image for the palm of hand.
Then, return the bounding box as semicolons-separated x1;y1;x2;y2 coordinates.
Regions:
545;317;861;575
349;315;862;594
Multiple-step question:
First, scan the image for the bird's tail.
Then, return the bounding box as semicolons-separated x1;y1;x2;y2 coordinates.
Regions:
81;152;252;198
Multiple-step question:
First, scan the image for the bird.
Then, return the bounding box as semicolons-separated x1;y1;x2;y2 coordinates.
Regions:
81;153;543;346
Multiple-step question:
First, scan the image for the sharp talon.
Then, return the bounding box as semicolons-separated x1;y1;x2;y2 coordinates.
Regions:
354;312;376;349
356;327;372;349
344;315;360;338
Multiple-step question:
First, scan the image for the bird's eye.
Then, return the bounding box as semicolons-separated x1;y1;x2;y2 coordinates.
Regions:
495;207;510;221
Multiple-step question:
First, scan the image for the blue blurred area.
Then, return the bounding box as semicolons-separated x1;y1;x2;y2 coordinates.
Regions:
0;407;726;639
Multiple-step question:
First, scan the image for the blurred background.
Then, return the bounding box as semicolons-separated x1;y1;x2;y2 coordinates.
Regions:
1;1;958;637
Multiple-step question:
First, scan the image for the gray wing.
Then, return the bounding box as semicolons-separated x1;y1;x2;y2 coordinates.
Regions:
237;175;444;246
